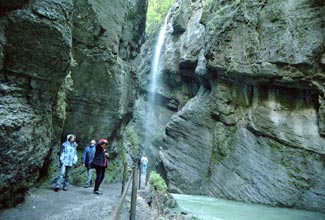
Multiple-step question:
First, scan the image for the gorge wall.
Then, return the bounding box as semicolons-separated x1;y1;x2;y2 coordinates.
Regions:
0;0;73;208
1;0;324;213
0;0;146;209
133;0;325;212
64;0;146;147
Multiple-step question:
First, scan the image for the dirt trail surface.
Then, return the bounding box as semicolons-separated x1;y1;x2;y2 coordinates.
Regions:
0;172;162;220
0;183;131;220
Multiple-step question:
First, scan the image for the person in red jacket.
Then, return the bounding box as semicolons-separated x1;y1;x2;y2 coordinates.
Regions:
91;138;109;195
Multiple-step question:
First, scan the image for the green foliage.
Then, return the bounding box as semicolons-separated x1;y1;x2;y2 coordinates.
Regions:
149;171;170;218
149;171;168;193
125;126;139;157
120;139;128;164
72;150;87;185
70;52;78;67
146;0;174;33
106;159;124;182
56;72;74;120
269;139;284;150
70;167;87;186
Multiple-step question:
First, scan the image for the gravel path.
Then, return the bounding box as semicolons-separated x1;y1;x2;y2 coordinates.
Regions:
0;183;133;220
0;173;193;220
0;173;160;220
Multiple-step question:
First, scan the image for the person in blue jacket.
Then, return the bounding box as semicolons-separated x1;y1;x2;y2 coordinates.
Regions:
55;134;78;192
82;139;96;188
91;138;109;195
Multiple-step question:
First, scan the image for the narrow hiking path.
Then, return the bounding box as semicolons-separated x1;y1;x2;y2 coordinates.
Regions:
0;183;129;220
0;174;158;220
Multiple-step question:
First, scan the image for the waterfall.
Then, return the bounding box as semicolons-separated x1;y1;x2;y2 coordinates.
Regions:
148;15;169;95
144;13;170;148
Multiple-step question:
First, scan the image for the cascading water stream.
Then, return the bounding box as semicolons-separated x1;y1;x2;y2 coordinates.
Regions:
144;13;170;148
148;15;169;95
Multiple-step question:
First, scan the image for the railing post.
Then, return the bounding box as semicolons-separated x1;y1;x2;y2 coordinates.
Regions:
121;162;128;195
145;169;149;186
130;163;138;220
138;164;141;189
109;173;132;220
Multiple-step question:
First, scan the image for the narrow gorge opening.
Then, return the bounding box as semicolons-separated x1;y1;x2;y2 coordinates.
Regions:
0;0;324;219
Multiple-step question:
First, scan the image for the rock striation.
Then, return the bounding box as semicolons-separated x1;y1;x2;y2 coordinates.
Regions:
61;0;147;185
64;0;147;147
0;0;73;208
0;0;147;209
134;0;325;212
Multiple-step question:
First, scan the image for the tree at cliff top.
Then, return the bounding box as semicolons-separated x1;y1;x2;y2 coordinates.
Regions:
146;0;174;33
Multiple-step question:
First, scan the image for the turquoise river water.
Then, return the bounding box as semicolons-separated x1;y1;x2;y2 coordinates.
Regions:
172;194;325;220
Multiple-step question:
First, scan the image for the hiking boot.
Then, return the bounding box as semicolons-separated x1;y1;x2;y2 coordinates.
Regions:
93;190;102;195
54;187;59;192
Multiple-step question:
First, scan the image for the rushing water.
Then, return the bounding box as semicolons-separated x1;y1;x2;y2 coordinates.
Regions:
144;13;169;148
172;194;325;220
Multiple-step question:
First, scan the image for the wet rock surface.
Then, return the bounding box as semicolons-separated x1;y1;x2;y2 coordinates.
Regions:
0;0;146;209
134;0;325;212
0;0;73;209
64;0;147;146
1;0;324;214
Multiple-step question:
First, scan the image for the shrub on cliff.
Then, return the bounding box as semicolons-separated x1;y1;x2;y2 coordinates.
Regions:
149;171;168;193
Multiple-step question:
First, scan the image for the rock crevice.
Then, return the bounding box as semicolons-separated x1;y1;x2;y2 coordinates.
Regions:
0;0;147;209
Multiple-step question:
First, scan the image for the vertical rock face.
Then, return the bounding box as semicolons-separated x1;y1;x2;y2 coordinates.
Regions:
64;0;147;147
0;0;147;209
136;0;325;212
0;0;73;208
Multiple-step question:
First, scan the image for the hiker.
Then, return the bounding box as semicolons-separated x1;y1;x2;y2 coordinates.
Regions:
140;153;148;174
91;138;109;195
82;139;96;188
55;134;78;192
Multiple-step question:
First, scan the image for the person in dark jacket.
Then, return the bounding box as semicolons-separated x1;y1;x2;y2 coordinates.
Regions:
91;138;109;195
82;139;96;188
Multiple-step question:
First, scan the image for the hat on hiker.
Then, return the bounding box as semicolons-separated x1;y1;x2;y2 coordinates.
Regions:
67;134;76;142
98;138;108;145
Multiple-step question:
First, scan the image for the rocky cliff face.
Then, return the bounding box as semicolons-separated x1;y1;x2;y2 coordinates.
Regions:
134;0;325;212
0;0;73;208
0;0;146;209
63;0;147;183
64;0;147;147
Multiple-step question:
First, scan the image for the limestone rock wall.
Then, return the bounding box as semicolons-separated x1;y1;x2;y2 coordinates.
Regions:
0;0;73;208
134;0;325;212
64;0;147;147
0;0;147;209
